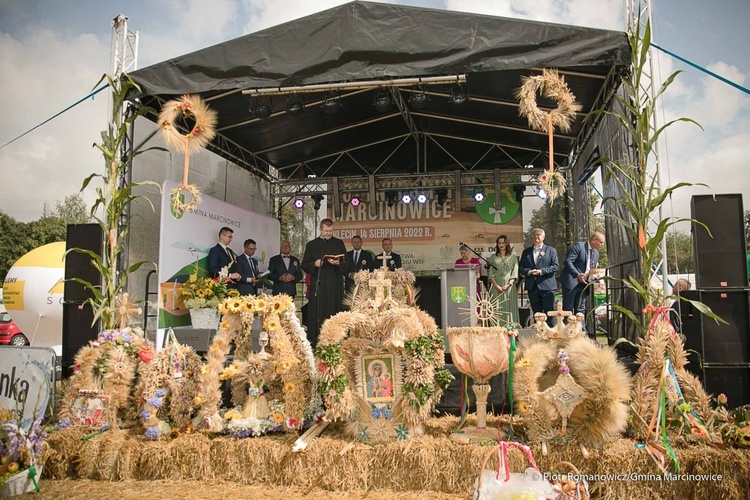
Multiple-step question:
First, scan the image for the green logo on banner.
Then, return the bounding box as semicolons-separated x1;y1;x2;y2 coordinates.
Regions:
450;286;467;304
476;187;520;225
170;192;185;220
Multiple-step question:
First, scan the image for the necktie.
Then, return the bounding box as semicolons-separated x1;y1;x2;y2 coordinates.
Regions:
589;248;595;271
225;247;232;260
354;251;359;264
248;256;255;276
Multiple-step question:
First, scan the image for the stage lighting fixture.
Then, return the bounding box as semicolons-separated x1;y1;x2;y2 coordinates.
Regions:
321;94;342;114
408;89;430;110
537;188;548;200
449;84;469;108
250;96;273;119
512;184;525;202
386;191;398;207
416;192;428;204
473;190;485;203
373;88;393;113
293;197;305;209
435;188;448;207
350;196;361;207
401;192;412;204
311;194;324;211
286;94;305;115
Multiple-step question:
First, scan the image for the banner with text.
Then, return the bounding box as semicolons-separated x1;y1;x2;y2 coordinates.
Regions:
330;187;523;273
158;180;280;334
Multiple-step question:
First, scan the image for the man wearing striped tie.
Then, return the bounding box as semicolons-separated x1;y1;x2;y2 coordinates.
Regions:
561;232;605;336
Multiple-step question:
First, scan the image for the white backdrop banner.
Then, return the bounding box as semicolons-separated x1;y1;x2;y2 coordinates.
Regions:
0;346;55;431
157;180;280;340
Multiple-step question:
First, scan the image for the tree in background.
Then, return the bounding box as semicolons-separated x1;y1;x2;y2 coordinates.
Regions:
0;194;91;282
665;230;694;274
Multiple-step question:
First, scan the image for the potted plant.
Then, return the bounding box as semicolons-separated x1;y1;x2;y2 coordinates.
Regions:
0;407;46;496
180;264;233;329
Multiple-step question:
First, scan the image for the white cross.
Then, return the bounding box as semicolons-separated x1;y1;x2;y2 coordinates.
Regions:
488;203;506;223
377;253;392;270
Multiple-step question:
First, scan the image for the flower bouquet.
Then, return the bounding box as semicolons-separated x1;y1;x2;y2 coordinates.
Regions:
180;264;231;310
0;407;46;496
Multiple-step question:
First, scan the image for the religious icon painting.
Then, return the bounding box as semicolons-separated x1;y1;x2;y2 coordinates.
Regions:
70;390;111;427
356;352;403;405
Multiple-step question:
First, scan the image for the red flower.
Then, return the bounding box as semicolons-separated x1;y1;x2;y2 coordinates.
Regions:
318;362;328;373
73;365;80;374
138;348;154;363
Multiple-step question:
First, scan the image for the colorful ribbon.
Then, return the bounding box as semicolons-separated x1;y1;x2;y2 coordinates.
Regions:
507;333;517;437
496;441;539;482
27;464;40;492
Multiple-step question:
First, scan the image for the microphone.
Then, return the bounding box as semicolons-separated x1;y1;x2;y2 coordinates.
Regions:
459;241;464;246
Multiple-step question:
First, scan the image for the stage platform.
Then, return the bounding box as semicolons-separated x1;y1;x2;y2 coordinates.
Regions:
40;415;750;499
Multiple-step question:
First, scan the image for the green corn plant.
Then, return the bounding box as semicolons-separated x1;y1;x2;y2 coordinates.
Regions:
67;74;165;329
592;19;724;335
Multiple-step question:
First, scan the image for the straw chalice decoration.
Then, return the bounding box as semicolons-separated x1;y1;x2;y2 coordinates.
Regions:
447;287;511;441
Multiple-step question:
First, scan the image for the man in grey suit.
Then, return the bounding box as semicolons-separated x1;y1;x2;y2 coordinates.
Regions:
519;228;559;326
561;232;605;335
345;235;375;291
267;240;303;297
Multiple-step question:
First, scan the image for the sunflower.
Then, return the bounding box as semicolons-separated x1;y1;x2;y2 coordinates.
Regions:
219;363;239;381
517;401;530;414
284;382;296;394
273;412;285;424
227;289;240;298
224;409;242;421
265;318;280;331
228;299;243;313
204;288;213;297
243;299;256;313
254;298;268;313
220;319;230;331
196;289;206;298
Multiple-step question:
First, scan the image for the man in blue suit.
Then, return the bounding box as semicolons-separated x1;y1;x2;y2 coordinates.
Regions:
236;238;261;296
267;240;303;297
561;232;605;335
207;226;240;286
519;228;560;326
345;235;376;291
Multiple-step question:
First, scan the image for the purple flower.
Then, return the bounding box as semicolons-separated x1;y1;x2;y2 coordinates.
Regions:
559;365;570;375
155;388;167;398
121;332;132;343
370;407;382;419
381;408;392;420
55;418;71;430
148;397;163;408
557;351;569;362
140;410;151;420
145;426;161;440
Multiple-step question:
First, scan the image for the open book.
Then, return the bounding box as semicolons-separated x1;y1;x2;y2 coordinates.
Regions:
323;254;345;260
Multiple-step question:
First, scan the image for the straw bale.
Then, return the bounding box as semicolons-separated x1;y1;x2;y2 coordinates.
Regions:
38;419;750;499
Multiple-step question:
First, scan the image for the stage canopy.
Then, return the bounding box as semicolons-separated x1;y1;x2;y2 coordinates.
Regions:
129;1;630;183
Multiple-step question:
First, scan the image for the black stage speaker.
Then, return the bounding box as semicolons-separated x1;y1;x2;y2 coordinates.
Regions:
681;289;750;365
691;194;748;289
703;366;750;407
62;224;103;377
415;276;442;329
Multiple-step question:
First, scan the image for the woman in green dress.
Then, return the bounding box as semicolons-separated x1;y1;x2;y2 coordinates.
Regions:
487;235;519;325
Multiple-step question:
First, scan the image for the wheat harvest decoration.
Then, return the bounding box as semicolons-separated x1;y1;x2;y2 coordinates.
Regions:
158;94;217;217
516;69;581;204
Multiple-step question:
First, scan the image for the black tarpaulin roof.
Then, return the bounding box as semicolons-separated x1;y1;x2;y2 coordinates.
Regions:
129;1;630;181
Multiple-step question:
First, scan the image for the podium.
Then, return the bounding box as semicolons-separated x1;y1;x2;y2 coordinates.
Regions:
440;267;478;351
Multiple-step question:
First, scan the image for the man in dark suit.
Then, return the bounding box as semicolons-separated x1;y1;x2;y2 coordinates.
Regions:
236;238;261;296
376;238;402;271
519;228;559;326
345;235;376;291
207;226;240;285
267;240;303;297
561;232;605;335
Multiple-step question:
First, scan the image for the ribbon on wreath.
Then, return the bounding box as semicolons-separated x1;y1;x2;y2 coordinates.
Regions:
643;304;679;339
505;325;519;436
27;464;40;492
645;358;679;473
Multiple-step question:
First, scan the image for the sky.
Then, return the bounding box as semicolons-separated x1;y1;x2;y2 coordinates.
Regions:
0;0;748;226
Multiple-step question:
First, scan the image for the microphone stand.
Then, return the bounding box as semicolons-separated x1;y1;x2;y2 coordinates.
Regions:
460;243;497;271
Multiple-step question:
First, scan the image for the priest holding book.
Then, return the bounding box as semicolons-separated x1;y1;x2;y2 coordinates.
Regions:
302;218;348;348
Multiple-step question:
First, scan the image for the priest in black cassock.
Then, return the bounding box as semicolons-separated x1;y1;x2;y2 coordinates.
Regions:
301;218;348;349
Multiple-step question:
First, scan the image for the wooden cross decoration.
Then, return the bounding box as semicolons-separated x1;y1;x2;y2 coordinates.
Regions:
377;253;392;270
547;301;572;323
368;269;392;307
106;293;142;330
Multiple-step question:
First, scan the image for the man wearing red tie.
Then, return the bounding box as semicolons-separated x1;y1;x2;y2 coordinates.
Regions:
207;226;240;286
237;238;261;296
561;232;605;335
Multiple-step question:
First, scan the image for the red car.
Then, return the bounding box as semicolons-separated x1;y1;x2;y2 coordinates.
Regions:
0;313;28;346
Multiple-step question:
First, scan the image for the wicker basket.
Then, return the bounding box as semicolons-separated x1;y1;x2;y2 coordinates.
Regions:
551;461;590;500
0;466;43;497
189;308;220;330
